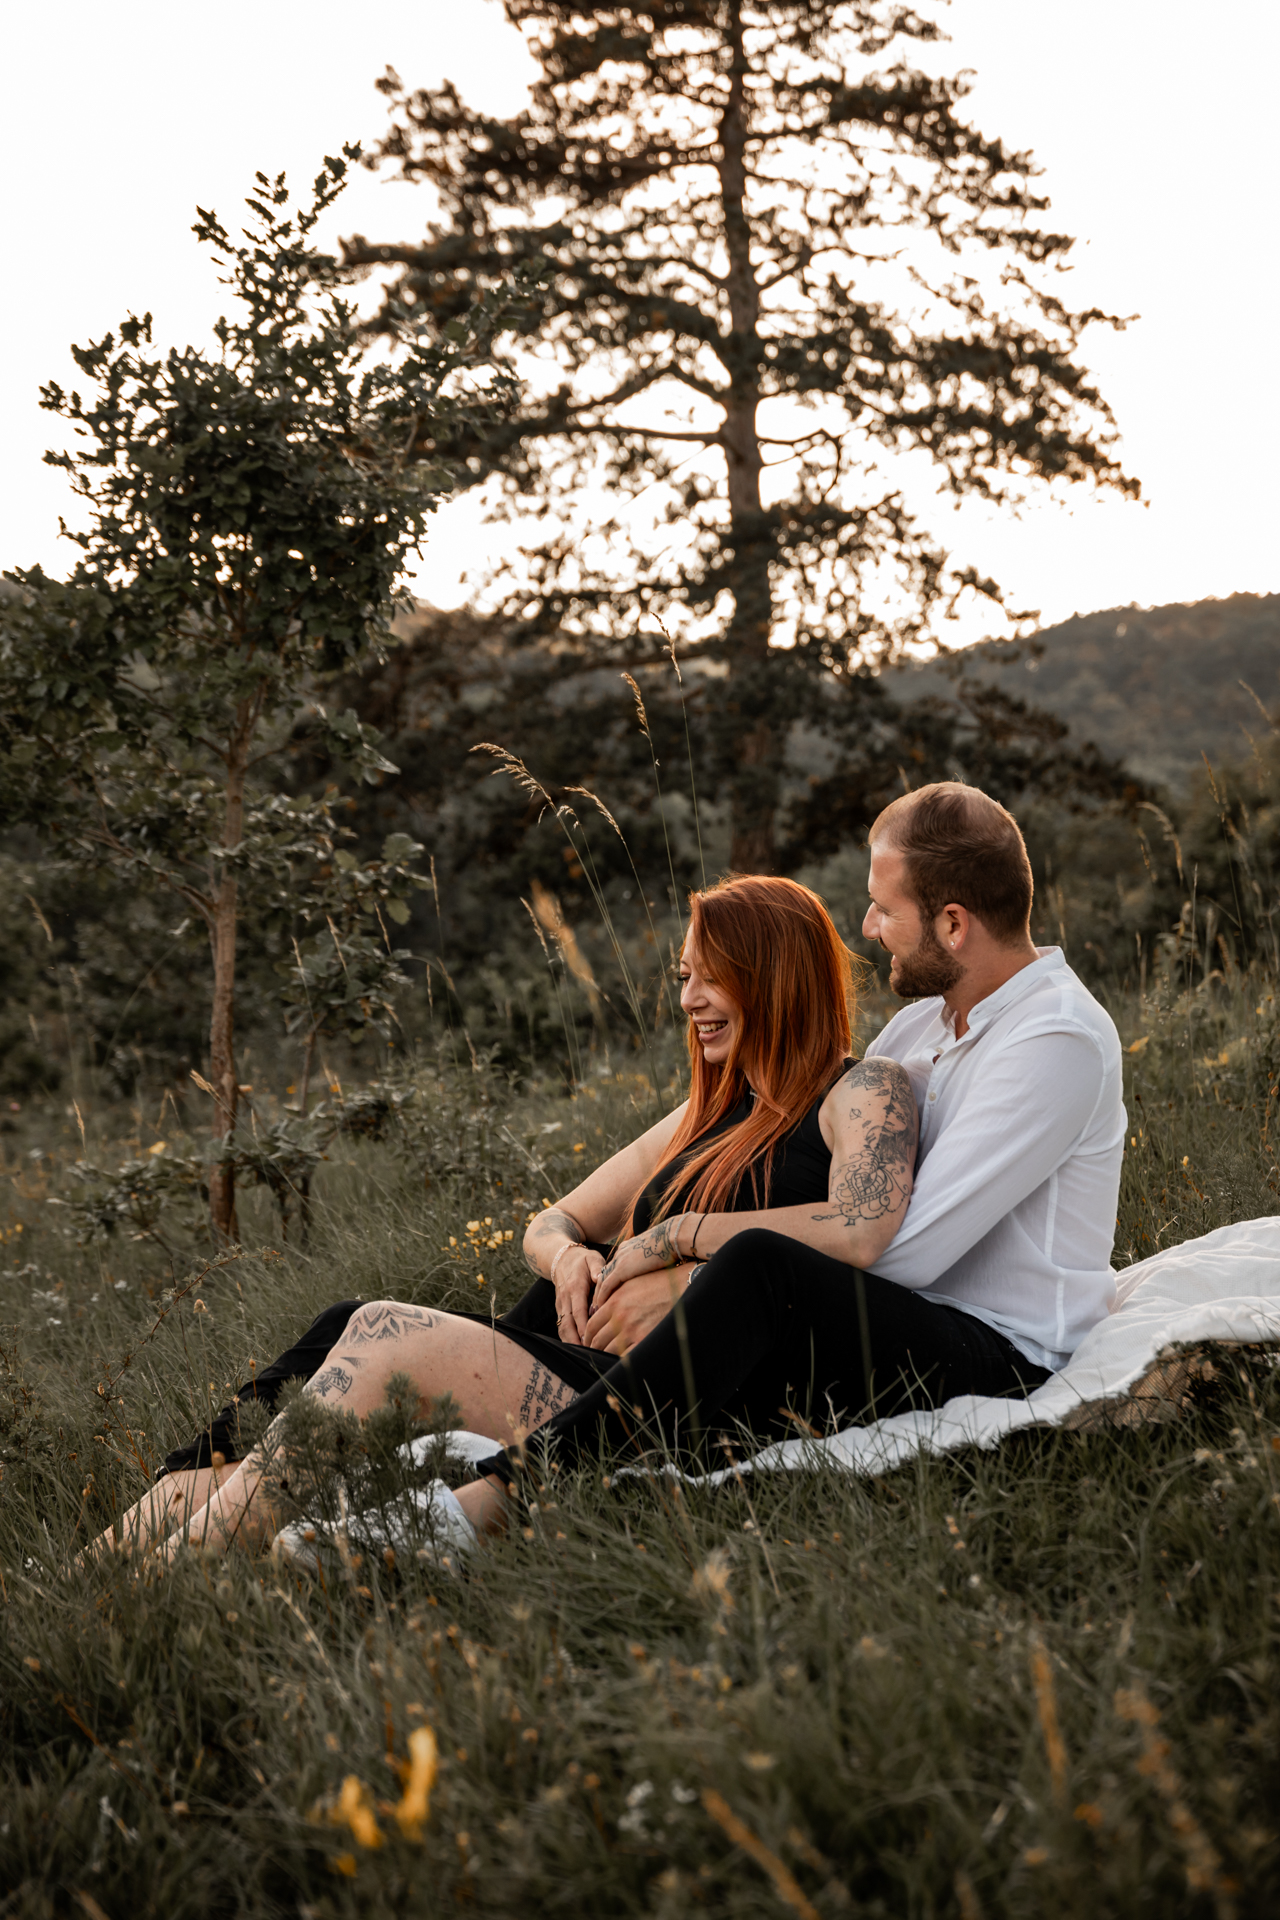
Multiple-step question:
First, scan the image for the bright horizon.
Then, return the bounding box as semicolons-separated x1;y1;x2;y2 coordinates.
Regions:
4;0;1277;647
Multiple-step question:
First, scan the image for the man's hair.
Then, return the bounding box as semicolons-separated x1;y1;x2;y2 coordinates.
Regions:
870;782;1033;943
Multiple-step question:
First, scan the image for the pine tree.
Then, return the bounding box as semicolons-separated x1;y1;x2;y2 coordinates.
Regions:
344;0;1138;869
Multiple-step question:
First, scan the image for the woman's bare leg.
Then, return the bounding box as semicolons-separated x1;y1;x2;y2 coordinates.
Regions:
454;1475;513;1536
164;1301;578;1559
81;1463;234;1561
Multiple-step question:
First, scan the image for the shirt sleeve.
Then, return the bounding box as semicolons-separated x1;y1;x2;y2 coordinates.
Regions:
866;1028;1108;1290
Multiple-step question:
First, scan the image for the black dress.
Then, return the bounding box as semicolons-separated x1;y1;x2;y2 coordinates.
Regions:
156;1080;840;1475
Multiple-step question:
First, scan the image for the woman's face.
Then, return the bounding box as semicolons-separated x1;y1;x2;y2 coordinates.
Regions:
679;933;742;1067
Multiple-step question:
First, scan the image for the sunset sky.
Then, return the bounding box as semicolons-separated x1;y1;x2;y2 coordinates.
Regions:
5;0;1276;644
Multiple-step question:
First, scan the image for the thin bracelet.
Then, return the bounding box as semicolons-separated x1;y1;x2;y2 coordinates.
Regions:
549;1240;581;1285
689;1212;706;1260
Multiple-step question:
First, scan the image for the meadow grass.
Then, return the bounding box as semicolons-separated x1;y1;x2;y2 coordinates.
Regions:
1;973;1278;1918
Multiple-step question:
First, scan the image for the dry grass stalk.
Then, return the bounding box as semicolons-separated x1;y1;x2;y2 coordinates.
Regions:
1029;1631;1069;1806
530;879;601;1012
701;1788;820;1920
1114;1684;1237;1919
953;1867;983;1920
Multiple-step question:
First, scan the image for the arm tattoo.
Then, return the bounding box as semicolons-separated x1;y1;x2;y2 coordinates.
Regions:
517;1360;579;1431
816;1060;918;1231
344;1304;438;1343
598;1212;684;1285
312;1364;354;1400
524;1206;586;1276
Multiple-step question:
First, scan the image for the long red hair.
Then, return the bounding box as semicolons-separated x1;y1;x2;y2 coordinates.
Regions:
631;875;854;1231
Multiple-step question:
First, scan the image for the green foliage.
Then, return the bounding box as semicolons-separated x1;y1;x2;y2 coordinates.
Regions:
1;147;509;828
59;1145;210;1255
267;1373;463;1561
277;832;426;1062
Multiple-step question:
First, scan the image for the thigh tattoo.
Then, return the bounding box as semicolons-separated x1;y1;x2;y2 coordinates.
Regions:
346;1304;439;1343
312;1364;355;1399
518;1361;579;1432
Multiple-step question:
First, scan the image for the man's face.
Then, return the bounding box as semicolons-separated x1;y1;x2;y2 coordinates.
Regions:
863;841;962;1000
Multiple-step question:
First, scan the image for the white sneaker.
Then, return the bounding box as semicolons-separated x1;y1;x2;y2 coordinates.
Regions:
270;1517;333;1578
407;1429;502;1472
364;1478;480;1563
271;1477;479;1577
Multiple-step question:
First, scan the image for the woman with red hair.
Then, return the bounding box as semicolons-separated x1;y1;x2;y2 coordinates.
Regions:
115;875;1044;1561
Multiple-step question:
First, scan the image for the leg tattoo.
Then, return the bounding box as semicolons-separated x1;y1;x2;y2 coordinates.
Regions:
312;1364;355;1399
344;1304;439;1343
518;1361;579;1432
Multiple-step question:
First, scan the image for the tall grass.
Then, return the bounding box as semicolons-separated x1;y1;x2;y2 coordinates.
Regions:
2;941;1279;1914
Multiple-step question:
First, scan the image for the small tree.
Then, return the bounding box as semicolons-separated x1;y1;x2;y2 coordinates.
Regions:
347;0;1138;868
0;151;534;1238
278;828;426;1115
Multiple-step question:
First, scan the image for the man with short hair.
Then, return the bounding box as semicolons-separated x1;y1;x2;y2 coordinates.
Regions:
862;781;1126;1373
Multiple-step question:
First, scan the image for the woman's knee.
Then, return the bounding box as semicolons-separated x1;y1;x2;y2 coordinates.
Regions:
343;1299;400;1340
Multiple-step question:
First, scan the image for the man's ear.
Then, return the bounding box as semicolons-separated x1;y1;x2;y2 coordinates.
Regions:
937;903;970;951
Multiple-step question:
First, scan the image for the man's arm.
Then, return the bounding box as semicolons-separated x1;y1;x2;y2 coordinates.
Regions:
591;1058;917;1298
866;1028;1110;1289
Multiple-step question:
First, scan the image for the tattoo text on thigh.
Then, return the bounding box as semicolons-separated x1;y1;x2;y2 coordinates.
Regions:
517;1360;579;1432
346;1304;438;1343
312;1365;354;1399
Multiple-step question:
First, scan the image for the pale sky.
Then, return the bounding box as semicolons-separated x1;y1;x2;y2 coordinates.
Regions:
4;0;1277;644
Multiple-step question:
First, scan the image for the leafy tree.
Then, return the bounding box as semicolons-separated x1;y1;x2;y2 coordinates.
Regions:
278;827;424;1115
346;0;1138;868
0;152;534;1238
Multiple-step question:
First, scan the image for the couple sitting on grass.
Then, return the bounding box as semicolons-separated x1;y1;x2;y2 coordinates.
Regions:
103;779;1124;1566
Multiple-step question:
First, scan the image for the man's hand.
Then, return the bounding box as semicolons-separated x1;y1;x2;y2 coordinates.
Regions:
584;1264;697;1355
593;1213;698;1305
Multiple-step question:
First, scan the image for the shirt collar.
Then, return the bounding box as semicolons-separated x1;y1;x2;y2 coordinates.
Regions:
962;946;1063;1037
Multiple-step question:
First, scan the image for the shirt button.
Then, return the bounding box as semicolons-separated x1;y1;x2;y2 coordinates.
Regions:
928;1092;937;1103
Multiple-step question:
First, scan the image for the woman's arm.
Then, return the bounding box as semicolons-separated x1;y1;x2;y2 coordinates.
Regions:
592;1060;917;1305
521;1098;689;1340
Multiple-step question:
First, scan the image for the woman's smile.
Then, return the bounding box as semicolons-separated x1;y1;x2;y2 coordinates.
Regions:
679;938;741;1062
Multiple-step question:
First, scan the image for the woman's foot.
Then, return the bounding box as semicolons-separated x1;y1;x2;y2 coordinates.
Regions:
272;1474;495;1582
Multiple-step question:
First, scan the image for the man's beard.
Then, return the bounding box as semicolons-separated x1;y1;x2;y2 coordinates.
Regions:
889;922;964;1000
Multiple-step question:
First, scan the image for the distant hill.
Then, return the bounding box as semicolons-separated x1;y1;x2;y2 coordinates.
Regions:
882;592;1280;791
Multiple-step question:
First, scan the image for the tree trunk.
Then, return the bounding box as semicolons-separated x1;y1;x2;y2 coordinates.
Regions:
298;1026;318;1118
206;704;251;1242
719;1;777;873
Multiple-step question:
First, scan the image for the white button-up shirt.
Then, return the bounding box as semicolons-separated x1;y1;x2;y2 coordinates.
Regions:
864;947;1125;1371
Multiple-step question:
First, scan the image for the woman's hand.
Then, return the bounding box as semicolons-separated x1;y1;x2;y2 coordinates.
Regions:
553;1243;605;1345
593;1212;700;1306
584;1263;697;1355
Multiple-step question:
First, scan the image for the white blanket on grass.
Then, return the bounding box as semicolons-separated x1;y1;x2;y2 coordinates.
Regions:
701;1216;1280;1483
447;1218;1280;1485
